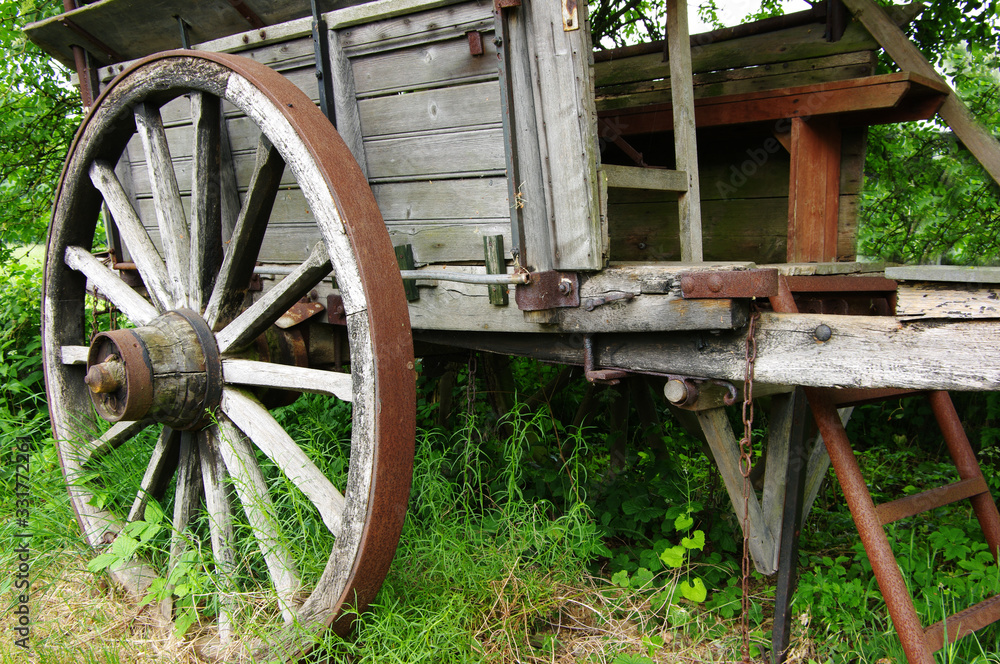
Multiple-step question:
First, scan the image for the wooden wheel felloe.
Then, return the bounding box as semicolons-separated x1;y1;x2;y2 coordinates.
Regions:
41;51;414;661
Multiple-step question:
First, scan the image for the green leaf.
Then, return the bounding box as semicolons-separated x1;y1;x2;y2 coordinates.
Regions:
611;569;630;588
659;545;685;568
679;578;707;603
87;552;118;573
144;499;164;525
674;512;694;532
681;530;705;551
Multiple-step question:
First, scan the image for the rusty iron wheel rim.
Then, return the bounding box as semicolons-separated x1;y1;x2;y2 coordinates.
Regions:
41;52;415;661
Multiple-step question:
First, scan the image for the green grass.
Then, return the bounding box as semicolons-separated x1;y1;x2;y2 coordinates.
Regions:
3;261;1000;663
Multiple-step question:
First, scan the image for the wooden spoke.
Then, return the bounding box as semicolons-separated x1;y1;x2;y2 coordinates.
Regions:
74;419;153;467
165;433;201;623
216;418;300;622
220;388;344;535
89;161;173;311
219;113;241;245
198;429;236;644
60;345;90;365
126;427;179;523
188;93;223;312
134;102;190;306
204;135;285;330
215;241;332;354
64;246;160;325
222;359;352;402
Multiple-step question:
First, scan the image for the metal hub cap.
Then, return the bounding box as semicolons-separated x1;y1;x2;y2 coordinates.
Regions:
86;308;222;429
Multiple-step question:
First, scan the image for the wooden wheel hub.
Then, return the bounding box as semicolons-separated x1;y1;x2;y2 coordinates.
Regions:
86;308;223;429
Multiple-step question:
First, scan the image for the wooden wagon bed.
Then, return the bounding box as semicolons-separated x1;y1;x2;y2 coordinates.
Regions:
24;1;1000;662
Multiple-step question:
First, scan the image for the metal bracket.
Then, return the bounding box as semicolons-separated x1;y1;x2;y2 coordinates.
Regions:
663;375;738;409
583;335;627;385
276;301;325;329
678;268;779;299
514;271;579;311
326;295;346;325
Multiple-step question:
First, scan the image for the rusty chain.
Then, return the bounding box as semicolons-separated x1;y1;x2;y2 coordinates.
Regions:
739;306;760;663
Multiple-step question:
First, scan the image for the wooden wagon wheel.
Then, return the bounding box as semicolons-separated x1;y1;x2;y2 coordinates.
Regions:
41;51;414;660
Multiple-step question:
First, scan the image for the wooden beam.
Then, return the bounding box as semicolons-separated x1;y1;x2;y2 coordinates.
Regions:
599;73;947;135
602;164;688;192
666;0;703;262
842;0;1000;187
787;116;841;262
417;313;1000;392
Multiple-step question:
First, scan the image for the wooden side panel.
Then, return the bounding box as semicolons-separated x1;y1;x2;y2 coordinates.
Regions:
521;0;603;270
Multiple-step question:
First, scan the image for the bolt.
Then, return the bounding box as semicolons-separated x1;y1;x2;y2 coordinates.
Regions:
558;279;573;296
85;358;125;394
663;379;689;404
813;324;832;342
708;274;724;293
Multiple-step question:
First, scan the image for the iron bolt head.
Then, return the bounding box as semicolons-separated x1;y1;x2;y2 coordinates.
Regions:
813;324;833;342
558;279;573;296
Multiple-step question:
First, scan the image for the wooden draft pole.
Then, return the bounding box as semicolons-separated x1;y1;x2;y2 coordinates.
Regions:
843;0;1000;187
666;0;704;262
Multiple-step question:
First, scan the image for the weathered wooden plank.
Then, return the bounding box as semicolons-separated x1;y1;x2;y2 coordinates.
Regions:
126;427;178;523
134;102;190;306
603;164;688;192
221;388;344;535
351;35;497;97
886;266;1000;284
666;0;703;262
357;80;502;137
404;268;746;333
523;0;603;270
337;0;492;50
197;429;236;643
385;221;512;263
205;136;285;330
484;235;508;306
64;246;160;325
372;178;508;221
223;359;353;401
363;127;505;180
215;419;300;623
419;314;1000;391
24;0;341;69
896;283;1000;320
595;20;878;89
216;241;331;353
328;28;369;178
843;0;1000;187
89;160;175;311
188;92;223;311
697;407;776;574
595;51;877;112
600;73;948;135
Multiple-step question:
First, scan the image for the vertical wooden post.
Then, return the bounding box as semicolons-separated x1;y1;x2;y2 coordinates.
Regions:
787;117;841;262
484;235;508;306
666;0;703;262
394;244;419;302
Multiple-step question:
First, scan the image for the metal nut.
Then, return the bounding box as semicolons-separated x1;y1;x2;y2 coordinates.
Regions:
558;279;573;296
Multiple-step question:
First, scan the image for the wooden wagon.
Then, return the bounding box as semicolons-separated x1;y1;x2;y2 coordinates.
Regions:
25;0;1000;661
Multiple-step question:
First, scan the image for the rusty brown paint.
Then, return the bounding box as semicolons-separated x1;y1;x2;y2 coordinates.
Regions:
679;268;778;299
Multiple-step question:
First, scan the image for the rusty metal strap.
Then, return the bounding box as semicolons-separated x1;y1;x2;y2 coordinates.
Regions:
679;268;778;299
515;271;579;311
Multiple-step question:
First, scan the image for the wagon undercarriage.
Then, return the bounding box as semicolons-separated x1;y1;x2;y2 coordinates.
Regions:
24;0;1000;661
